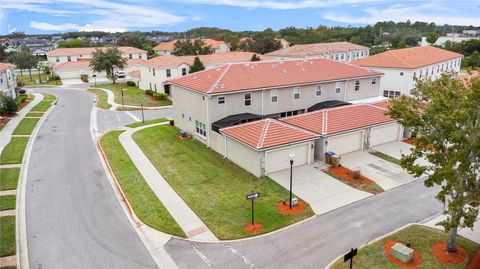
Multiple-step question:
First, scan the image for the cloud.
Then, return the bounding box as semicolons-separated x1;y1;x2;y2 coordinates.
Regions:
29;21;81;31
172;0;382;10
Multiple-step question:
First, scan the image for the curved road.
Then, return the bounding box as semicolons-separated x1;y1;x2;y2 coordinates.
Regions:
24;86;443;268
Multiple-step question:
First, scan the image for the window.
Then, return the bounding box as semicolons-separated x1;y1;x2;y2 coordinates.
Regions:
0;78;3;83
383;90;402;98
371;78;377;85
217;96;225;105
400;72;404;76
152;68;155;76
129;54;132;59
437;65;440;72
149;83;152;90
335;82;342;94
166;69;171;77
335;54;339;60
354;80;360;91
195;121;206;137
271;89;278;102
315;85;322;97
55;57;60;63
154;84;157;92
139;54;142;59
340;54;344;60
67;56;71;62
293;87;300;99
244;93;252;106
182;68;187;76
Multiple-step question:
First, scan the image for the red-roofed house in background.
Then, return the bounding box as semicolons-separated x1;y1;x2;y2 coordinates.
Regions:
0;63;17;98
265;42;369;62
153;39;230;56
168;58;385;175
352;46;463;97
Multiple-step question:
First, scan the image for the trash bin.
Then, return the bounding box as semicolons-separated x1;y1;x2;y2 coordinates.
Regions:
331;155;341;168
324;151;335;164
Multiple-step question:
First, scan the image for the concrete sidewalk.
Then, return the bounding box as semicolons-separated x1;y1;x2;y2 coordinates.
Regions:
424;214;480;243
0;93;43;152
92;88;172;111
119;122;218;242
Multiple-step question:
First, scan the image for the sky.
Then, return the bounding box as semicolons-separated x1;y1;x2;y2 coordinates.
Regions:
0;0;479;35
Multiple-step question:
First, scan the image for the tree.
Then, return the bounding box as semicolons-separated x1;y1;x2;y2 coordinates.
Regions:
464;51;480;68
387;75;480;253
0;45;7;62
7;49;37;79
426;32;440;45
0;95;18;115
117;32;147;49
251;54;261;61
189;57;205;73
89;47;127;84
240;29;282;54
58;39;88;48
172;39;214;56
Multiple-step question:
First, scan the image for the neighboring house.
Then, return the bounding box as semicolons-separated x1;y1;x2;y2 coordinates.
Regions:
153;39;230;56
24;38;52;56
139;51;260;94
276;38;290;48
265;42;369;62
168;58;384;174
47;46;147;64
419;35;479;47
0;63;17;98
352;46;463;97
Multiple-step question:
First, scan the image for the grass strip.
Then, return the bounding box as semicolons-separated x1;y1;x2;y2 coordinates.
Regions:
0;216;15;257
126;118;169;128
0;137;29;164
88;88;112;109
12;118;40;135
0;168;19;191
0;196;16;211
370;150;402;166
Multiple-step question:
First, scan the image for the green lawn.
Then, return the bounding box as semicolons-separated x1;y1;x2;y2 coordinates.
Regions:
100;83;172;107
133;125;314;239
25;112;44;118
16;73;62;86
0;168;19;191
0;216;15;257
370;151;402;166
331;225;478;269
30;101;52;112
42;93;57;101
126;118;169;128
0;137;29;165
88;88;112;109
12;118;40;135
0;196;16;211
100;131;185;237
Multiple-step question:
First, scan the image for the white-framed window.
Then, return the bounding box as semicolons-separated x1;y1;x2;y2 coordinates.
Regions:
383;90;402;98
195;121;206;137
166;69;171;77
0;78;3;83
244;93;252;106
67;56;71;62
217;96;225;105
335;54;339;60
400;72;404;76
315;85;322;97
149;83;152;90
335;82;342;94
55;57;60;63
154;84;157;92
340;54;344;60
129;54;132;59
139;54;142;59
293;87;300;99
182;68;187;76
371;78;376;85
354;80;360;91
152;68;155;76
271;89;278;103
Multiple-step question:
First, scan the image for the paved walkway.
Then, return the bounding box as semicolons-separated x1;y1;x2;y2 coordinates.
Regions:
0;255;16;267
372;141;430;166
268;164;372;215
92;88;172;111
424;214;480;244
0;189;16;196
0;93;43;152
0;164;21;168
119;122;218;241
0;209;15;217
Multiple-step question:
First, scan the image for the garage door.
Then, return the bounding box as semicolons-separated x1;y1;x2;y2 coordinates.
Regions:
370;124;399;146
57;70;80;79
265;143;309;174
327;131;362;155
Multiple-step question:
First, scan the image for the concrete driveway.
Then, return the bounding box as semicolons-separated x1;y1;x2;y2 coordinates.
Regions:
268;164;372;215
61;78;84;85
372;141;430;166
340;150;416;190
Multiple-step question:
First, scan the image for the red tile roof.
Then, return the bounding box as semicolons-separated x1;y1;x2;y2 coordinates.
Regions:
170;58;382;94
281;104;395;135
221;118;318;150
351;46;463;69
153;39;228;52
265;42;368;58
47;46;146;57
145;52;259;69
0;62;15;72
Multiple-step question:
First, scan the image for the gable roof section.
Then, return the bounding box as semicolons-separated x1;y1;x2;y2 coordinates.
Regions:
351;46;463;69
145;52;257;69
221;118;318;150
170;58;382;94
153;38;228;51
47;46;146;57
265;42;368;57
280;103;394;136
0;62;15;72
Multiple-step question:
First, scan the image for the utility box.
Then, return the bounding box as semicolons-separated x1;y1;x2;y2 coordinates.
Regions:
291;198;298;207
391;243;414;263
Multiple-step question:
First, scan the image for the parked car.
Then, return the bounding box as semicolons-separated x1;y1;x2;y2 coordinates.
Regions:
114;71;126;78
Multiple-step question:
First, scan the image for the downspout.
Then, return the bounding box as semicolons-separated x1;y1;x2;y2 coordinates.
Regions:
206;95;211;148
343;79;348;101
261;89;265;117
223;134;227;158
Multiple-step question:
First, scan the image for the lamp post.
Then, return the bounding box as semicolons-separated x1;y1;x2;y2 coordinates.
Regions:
121;88;125;109
288;152;295;209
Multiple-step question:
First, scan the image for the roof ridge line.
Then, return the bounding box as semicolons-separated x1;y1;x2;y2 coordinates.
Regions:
257;119;271;149
207;63;232;94
276;119;319;136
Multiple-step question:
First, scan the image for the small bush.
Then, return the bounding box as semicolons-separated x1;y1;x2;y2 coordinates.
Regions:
145;89;154;96
352;170;361;179
16;94;28;104
126;81;136;86
0;96;18;115
153;93;168;100
50;74;60;81
80;74;89;83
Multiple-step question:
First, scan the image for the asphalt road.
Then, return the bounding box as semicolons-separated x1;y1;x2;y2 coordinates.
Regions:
25;87;157;269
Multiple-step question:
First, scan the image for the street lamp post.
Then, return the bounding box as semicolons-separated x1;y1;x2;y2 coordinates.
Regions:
121;88;125;109
288;152;295;209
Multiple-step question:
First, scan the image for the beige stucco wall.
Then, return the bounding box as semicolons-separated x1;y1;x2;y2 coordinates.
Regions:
172;85;208;142
139;63;190;91
48;52;147;65
225;136;264;177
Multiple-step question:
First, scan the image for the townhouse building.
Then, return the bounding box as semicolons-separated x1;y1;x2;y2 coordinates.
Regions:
0;63;17;98
153;39;230;56
352;46;463;97
265;42;369;62
47;46;147;64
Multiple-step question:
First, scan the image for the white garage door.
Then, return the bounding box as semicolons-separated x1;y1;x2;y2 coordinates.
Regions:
57;70;80;79
370;124;399;146
327;131;363;155
265;143;309;174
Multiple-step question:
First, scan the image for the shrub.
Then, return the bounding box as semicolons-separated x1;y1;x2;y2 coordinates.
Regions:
126;81;136;86
153;93;168;100
50;74;60;81
80;74;89;83
145;89;154;96
0;96;18;115
44;66;51;75
352;170;361;180
16;94;28;104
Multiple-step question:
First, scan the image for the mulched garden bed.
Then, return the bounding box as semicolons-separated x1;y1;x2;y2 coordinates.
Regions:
468;246;480;269
328;166;374;184
384;239;423;268
432;241;468;264
245;222;263;233
276;200;307;215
